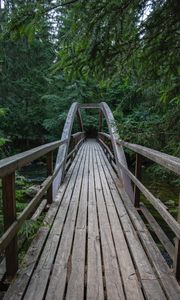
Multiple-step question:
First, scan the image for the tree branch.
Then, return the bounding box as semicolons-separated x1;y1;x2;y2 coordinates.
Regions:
45;0;80;14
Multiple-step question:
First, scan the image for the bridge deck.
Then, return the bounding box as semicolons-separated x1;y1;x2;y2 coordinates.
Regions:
4;140;180;300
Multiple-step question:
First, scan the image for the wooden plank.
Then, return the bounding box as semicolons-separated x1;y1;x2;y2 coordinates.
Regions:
86;142;104;300
45;144;88;300
100;102;134;202
0;139;67;178
23;145;86;300
65;144;90;299
2;172;18;277
99;144;180;299
94;143;144;300
92;143;125;300
79;103;100;109
140;203;174;260
96;143;167;299
4;145;85;300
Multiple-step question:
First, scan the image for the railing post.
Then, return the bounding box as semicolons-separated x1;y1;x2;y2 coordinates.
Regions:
2;172;18;277
134;153;142;208
98;110;103;132
174;196;180;280
47;151;53;204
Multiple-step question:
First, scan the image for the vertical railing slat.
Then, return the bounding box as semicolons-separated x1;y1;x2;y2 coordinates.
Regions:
47;151;53;204
134;153;142;208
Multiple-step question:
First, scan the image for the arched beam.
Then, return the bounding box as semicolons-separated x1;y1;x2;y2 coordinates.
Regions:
98;109;103;132
53;102;83;198
100;102;134;201
76;108;84;132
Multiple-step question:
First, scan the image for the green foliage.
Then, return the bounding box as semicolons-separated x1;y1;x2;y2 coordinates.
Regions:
0;0;179;179
19;218;43;240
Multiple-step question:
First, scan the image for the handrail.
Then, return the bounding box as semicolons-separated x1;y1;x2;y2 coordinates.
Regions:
99;132;180;175
118;140;180;175
0;139;67;178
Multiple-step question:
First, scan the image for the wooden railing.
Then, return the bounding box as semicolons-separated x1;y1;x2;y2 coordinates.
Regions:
0;131;84;277
98;131;180;280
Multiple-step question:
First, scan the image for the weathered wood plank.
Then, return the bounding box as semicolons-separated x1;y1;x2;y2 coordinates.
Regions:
86;143;104;300
79;103;100;109
65;144;90;300
45;145;88;300
92;144;125;300
94;142;144;300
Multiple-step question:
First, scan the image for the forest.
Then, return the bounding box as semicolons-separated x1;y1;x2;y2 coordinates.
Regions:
0;0;179;178
0;1;180;296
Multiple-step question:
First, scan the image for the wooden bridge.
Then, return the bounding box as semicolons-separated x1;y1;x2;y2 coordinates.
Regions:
0;102;180;299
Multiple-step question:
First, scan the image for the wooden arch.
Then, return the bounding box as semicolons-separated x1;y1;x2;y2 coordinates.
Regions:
53;102;134;201
53;102;84;197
